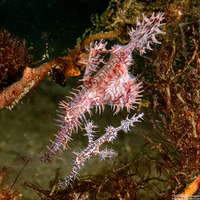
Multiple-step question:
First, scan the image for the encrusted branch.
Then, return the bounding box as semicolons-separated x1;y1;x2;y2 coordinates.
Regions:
0;58;81;110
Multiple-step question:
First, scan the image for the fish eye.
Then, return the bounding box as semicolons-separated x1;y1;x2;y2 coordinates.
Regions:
65;114;72;122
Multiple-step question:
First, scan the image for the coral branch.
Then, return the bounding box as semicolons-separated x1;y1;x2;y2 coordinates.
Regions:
174;175;200;200
0;63;50;110
0;57;81;111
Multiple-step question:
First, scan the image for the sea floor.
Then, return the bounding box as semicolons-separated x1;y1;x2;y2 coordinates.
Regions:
0;77;145;199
